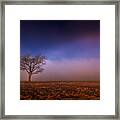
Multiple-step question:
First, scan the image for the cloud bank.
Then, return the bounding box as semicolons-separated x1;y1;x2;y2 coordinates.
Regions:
21;58;99;81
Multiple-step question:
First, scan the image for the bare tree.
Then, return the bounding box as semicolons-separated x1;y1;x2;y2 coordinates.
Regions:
20;55;47;82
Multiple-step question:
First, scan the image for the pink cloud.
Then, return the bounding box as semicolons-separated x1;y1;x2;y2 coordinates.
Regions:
21;58;99;81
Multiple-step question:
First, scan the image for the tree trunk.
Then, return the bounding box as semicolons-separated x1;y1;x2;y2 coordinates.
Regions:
28;73;32;82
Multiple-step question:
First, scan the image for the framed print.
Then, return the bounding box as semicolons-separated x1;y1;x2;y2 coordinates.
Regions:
0;0;119;119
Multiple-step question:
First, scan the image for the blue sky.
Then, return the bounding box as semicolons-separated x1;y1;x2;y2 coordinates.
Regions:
20;20;100;81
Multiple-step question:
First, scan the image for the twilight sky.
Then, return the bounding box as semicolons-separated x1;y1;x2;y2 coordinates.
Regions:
20;20;100;81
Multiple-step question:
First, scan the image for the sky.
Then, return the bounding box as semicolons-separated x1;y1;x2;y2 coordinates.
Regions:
20;20;100;81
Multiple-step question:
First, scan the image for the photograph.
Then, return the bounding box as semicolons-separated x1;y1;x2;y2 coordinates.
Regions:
20;20;100;100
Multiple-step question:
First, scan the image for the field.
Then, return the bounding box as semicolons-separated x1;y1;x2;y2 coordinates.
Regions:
20;81;100;100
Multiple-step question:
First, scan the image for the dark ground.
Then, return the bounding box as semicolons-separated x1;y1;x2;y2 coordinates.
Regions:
20;81;100;100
